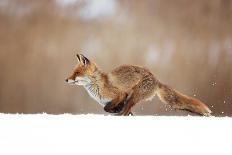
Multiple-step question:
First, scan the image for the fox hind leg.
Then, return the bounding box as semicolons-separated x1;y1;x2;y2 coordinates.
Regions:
119;100;136;116
119;75;157;116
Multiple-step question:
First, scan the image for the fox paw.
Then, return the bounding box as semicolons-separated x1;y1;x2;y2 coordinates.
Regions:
104;102;124;113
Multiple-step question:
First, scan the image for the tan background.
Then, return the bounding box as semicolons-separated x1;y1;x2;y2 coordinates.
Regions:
0;0;231;116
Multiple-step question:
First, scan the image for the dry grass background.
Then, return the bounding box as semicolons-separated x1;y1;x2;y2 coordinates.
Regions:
0;0;231;116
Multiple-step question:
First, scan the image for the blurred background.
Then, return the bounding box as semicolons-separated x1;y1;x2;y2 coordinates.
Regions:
0;0;231;116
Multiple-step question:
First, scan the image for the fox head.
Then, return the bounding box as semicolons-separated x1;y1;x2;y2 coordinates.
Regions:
65;54;96;86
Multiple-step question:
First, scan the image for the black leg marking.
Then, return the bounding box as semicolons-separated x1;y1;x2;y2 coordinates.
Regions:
112;101;124;113
104;100;125;114
104;93;131;114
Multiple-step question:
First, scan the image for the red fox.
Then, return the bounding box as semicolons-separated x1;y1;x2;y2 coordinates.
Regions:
65;54;212;116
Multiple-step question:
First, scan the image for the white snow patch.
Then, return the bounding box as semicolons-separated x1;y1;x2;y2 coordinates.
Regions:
212;82;217;86
0;114;231;155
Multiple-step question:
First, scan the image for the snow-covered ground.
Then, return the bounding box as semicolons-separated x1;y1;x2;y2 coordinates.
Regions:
0;114;231;155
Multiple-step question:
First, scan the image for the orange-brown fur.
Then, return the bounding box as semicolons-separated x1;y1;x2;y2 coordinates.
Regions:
66;54;212;116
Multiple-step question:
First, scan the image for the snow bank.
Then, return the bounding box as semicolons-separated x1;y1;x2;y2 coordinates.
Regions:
0;114;231;155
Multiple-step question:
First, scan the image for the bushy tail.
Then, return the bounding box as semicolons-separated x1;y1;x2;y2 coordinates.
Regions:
156;83;212;116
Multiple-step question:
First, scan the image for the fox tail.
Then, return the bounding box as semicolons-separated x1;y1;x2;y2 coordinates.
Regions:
156;83;212;116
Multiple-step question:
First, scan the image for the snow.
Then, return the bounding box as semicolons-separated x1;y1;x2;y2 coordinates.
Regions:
212;82;217;86
0;114;231;155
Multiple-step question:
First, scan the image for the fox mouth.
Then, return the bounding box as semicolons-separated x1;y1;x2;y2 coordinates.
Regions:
66;77;91;86
68;81;78;85
69;81;78;84
66;79;89;85
65;79;78;85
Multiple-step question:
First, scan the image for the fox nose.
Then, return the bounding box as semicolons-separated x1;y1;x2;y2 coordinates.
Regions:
65;79;68;82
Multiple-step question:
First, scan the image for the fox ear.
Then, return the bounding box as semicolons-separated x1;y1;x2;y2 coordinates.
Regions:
76;54;81;62
76;54;90;66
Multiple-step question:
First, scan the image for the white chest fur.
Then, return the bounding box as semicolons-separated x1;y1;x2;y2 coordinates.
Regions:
84;84;110;107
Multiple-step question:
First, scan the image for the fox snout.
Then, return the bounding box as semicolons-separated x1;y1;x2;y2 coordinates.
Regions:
65;75;76;84
65;78;73;83
65;78;74;83
65;77;76;83
66;76;91;86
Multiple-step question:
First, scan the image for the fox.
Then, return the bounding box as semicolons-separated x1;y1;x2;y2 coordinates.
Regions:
65;54;212;116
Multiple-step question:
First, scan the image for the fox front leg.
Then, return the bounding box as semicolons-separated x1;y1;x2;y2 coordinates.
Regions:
104;93;128;114
116;92;135;116
104;101;134;115
104;92;134;115
104;101;124;113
